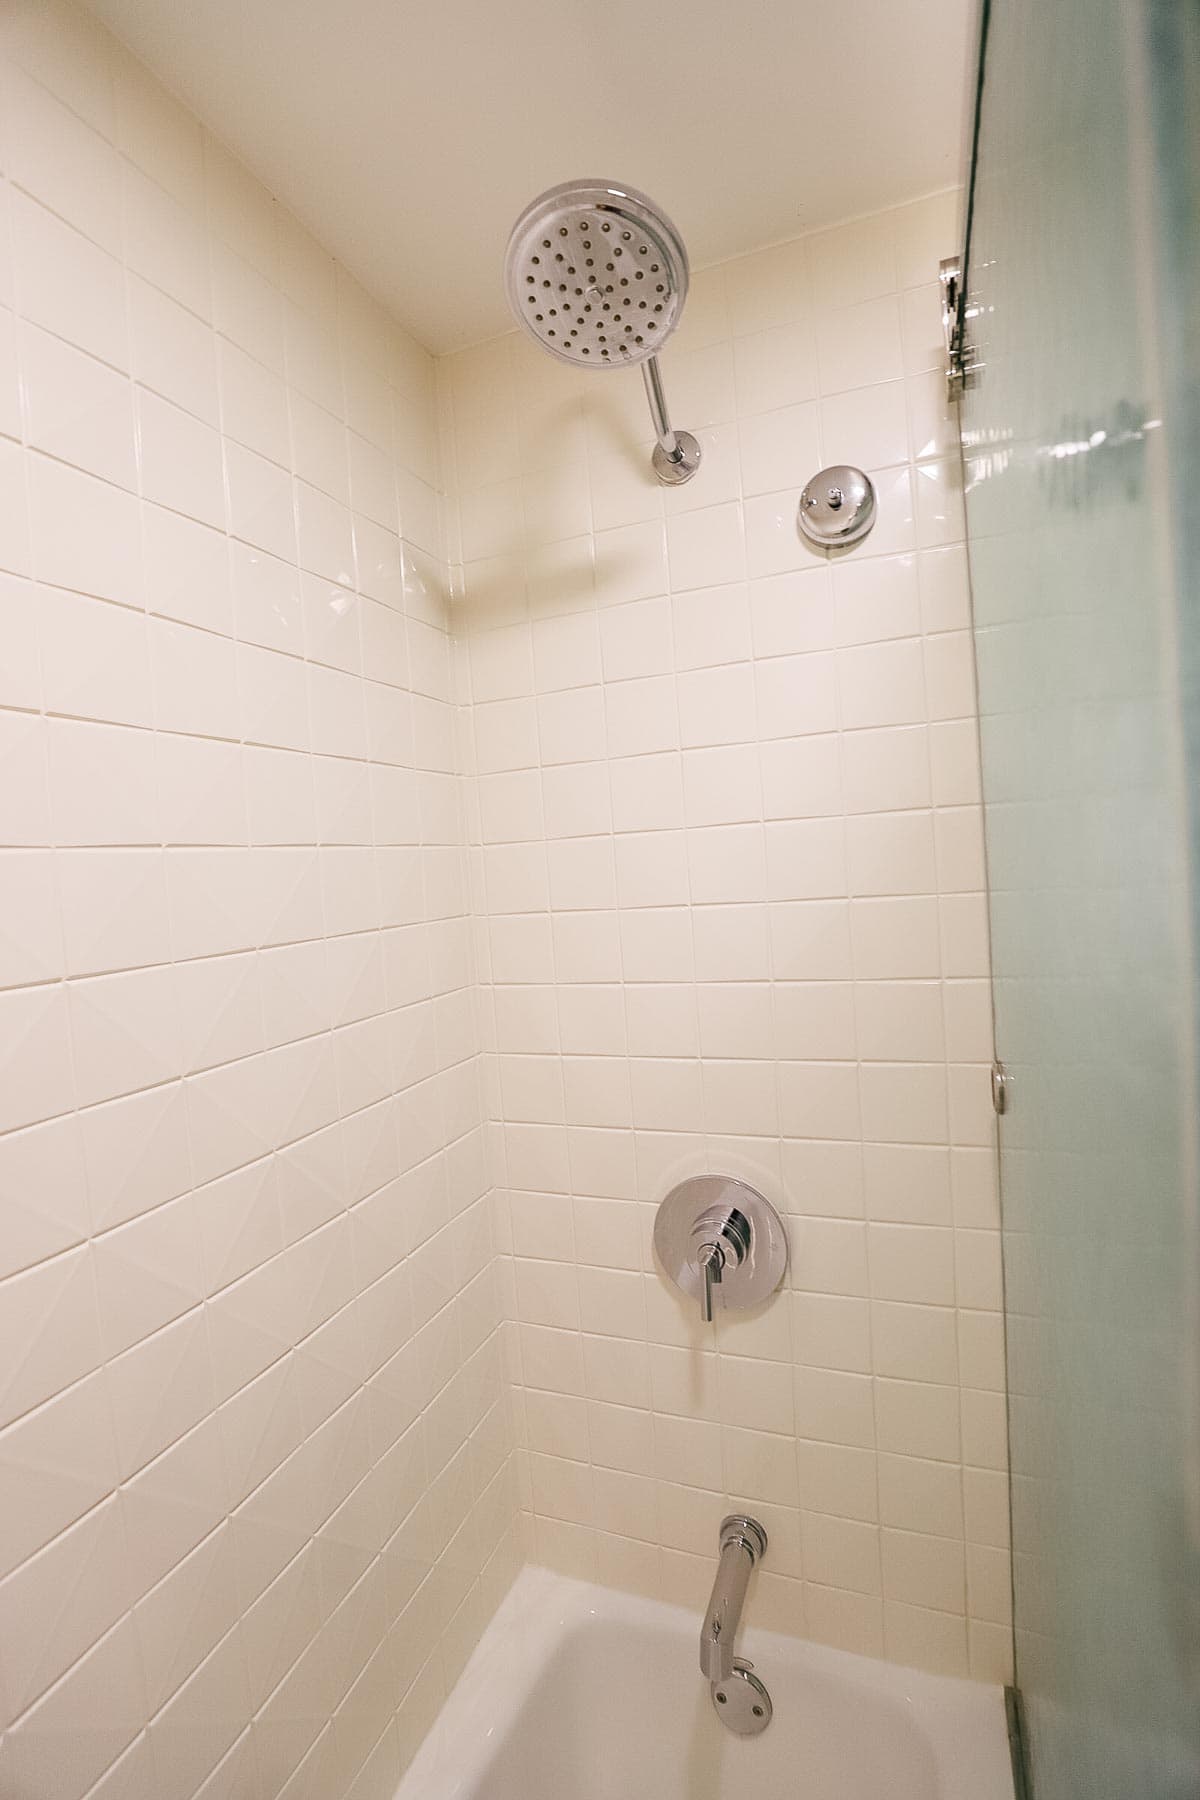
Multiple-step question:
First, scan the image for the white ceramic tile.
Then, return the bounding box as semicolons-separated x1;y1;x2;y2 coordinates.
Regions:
760;735;842;820
765;819;846;901
778;1063;861;1142
57;847;169;977
219;336;291;465
832;551;921;647
0;310;17;443
594;520;667;609
842;725;931;814
4;64;122;254
2;34;997;1747
906;368;960;463
0;437;30;577
846;811;936;896
150;618;240;741
900;283;944;377
604;675;678;759
724;239;809;336
670;581;752;671
744;490;825;580
38;589;152;728
768;898;852;981
123;163;211;320
599;596;673;682
682;744;761;826
0;575;42;710
20;316;138;486
531;611;600;693
893;192;961;291
225;440;296;561
914;457;966;549
738;401;822;497
11;192;128;370
606;754;681;836
0;979;73;1133
820;378;909;471
130;276;219;425
676;663;757;749
872;1304;958;1386
112;45;204;202
48;718;158;848
773;981;856;1059
28;453;141;604
437;188;997;1666
809;215;898;312
755;650;838;740
816;295;905;393
0;849;60;993
666;502;745;592
733;323;818;415
142;506;232;635
0;709;52;847
138;390;226;529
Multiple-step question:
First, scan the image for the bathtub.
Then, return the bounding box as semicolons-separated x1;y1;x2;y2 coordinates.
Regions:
394;1566;1014;1799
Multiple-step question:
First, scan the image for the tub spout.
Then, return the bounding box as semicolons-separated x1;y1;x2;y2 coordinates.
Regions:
700;1515;767;1682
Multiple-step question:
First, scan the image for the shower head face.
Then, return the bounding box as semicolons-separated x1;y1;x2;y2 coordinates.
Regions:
505;179;689;369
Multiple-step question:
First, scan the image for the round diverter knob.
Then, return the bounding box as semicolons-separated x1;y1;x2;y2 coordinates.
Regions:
798;464;876;546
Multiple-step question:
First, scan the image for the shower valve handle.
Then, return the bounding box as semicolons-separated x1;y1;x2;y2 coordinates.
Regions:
698;1241;724;1323
690;1205;751;1323
655;1176;789;1325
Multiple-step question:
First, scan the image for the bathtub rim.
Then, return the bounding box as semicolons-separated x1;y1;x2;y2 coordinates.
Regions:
392;1562;1013;1799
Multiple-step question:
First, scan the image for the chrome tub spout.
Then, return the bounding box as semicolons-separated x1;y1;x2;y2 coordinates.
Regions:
700;1515;768;1681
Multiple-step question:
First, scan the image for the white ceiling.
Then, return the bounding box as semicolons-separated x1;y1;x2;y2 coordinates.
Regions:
84;0;979;354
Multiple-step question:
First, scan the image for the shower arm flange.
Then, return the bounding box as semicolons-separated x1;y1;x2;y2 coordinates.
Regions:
641;356;702;485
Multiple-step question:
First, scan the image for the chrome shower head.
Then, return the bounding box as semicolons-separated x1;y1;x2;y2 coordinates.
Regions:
504;178;689;368
504;178;701;483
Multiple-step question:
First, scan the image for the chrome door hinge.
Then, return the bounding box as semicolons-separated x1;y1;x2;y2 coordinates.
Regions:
940;255;981;403
991;1061;1009;1116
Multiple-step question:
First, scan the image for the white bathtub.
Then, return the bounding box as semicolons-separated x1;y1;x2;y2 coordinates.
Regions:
394;1566;1014;1799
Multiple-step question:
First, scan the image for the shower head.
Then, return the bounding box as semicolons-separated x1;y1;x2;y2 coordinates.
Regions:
504;178;689;369
504;178;701;483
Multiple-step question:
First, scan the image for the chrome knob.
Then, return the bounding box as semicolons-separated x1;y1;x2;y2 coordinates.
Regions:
797;464;876;546
654;1177;788;1324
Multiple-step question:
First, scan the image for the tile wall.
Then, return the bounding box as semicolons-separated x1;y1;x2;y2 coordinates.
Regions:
441;188;1013;1684
0;7;1012;1797
0;6;518;1798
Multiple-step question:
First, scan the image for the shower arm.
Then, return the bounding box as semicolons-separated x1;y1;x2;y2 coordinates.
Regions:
505;181;702;486
640;356;702;486
641;356;680;459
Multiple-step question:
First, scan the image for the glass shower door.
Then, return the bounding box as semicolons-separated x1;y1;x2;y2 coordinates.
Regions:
961;1;1200;1796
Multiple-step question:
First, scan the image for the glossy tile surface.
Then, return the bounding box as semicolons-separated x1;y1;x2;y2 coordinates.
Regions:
442;188;1010;1682
0;7;517;1797
0;7;1011;1795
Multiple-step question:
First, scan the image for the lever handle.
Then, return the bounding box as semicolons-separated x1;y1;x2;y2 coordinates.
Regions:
654;1176;788;1324
699;1241;723;1323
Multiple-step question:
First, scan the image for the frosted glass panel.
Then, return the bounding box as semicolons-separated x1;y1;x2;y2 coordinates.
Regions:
962;2;1200;1795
